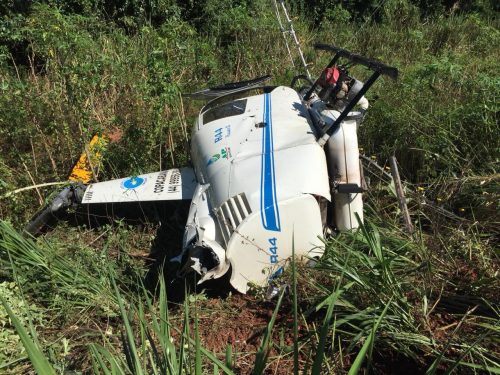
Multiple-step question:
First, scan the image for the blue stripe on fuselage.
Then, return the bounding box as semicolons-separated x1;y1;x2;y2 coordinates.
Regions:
260;93;281;232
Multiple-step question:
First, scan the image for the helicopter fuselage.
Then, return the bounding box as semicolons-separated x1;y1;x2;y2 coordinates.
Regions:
186;86;330;292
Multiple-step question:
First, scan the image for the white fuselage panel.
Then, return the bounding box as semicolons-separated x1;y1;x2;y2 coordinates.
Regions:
190;86;330;292
191;86;330;212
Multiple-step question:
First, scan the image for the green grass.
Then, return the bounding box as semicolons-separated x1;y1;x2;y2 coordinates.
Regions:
0;296;55;375
2;214;497;373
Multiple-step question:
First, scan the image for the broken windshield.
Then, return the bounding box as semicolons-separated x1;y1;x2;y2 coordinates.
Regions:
202;99;247;125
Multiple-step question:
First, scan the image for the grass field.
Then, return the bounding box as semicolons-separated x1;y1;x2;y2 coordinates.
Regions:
0;0;498;373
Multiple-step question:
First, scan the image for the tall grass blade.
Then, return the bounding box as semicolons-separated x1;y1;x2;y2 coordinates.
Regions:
89;344;126;375
188;339;235;374
225;344;233;370
291;236;299;375
104;347;127;375
442;326;494;375
0;221;115;310
143;276;178;374
0;296;56;375
195;298;202;375
143;326;162;374
178;289;190;374
311;288;342;375
111;274;144;375
137;302;148;371
252;287;285;375
90;345;112;375
443;360;500;374
425;306;478;375
311;242;356;375
347;298;392;375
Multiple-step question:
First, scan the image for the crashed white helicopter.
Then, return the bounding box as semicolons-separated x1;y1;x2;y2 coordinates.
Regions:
25;44;397;294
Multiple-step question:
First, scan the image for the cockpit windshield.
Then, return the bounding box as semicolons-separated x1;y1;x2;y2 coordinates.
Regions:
202;99;247;125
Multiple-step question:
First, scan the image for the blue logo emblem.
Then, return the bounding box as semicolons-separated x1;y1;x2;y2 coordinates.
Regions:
122;176;146;189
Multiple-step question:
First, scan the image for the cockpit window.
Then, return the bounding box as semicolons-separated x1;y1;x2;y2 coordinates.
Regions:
202;99;247;124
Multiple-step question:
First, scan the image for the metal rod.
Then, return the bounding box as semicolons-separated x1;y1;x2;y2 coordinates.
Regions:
273;0;295;68
273;0;310;79
389;156;414;235
314;43;398;80
279;0;311;79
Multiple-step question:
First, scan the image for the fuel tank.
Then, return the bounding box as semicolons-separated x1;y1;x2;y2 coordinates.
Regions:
325;117;363;231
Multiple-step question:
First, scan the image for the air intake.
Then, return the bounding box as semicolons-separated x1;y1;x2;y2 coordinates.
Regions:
217;193;252;244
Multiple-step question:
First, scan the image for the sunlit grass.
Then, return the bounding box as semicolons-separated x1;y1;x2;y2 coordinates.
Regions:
2;214;498;373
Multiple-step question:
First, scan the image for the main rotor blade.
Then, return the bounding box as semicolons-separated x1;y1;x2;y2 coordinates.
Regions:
184;75;272;100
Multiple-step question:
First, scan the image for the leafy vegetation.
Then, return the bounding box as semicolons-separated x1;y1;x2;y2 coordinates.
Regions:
0;0;498;373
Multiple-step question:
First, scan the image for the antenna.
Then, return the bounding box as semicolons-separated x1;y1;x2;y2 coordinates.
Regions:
273;0;311;79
